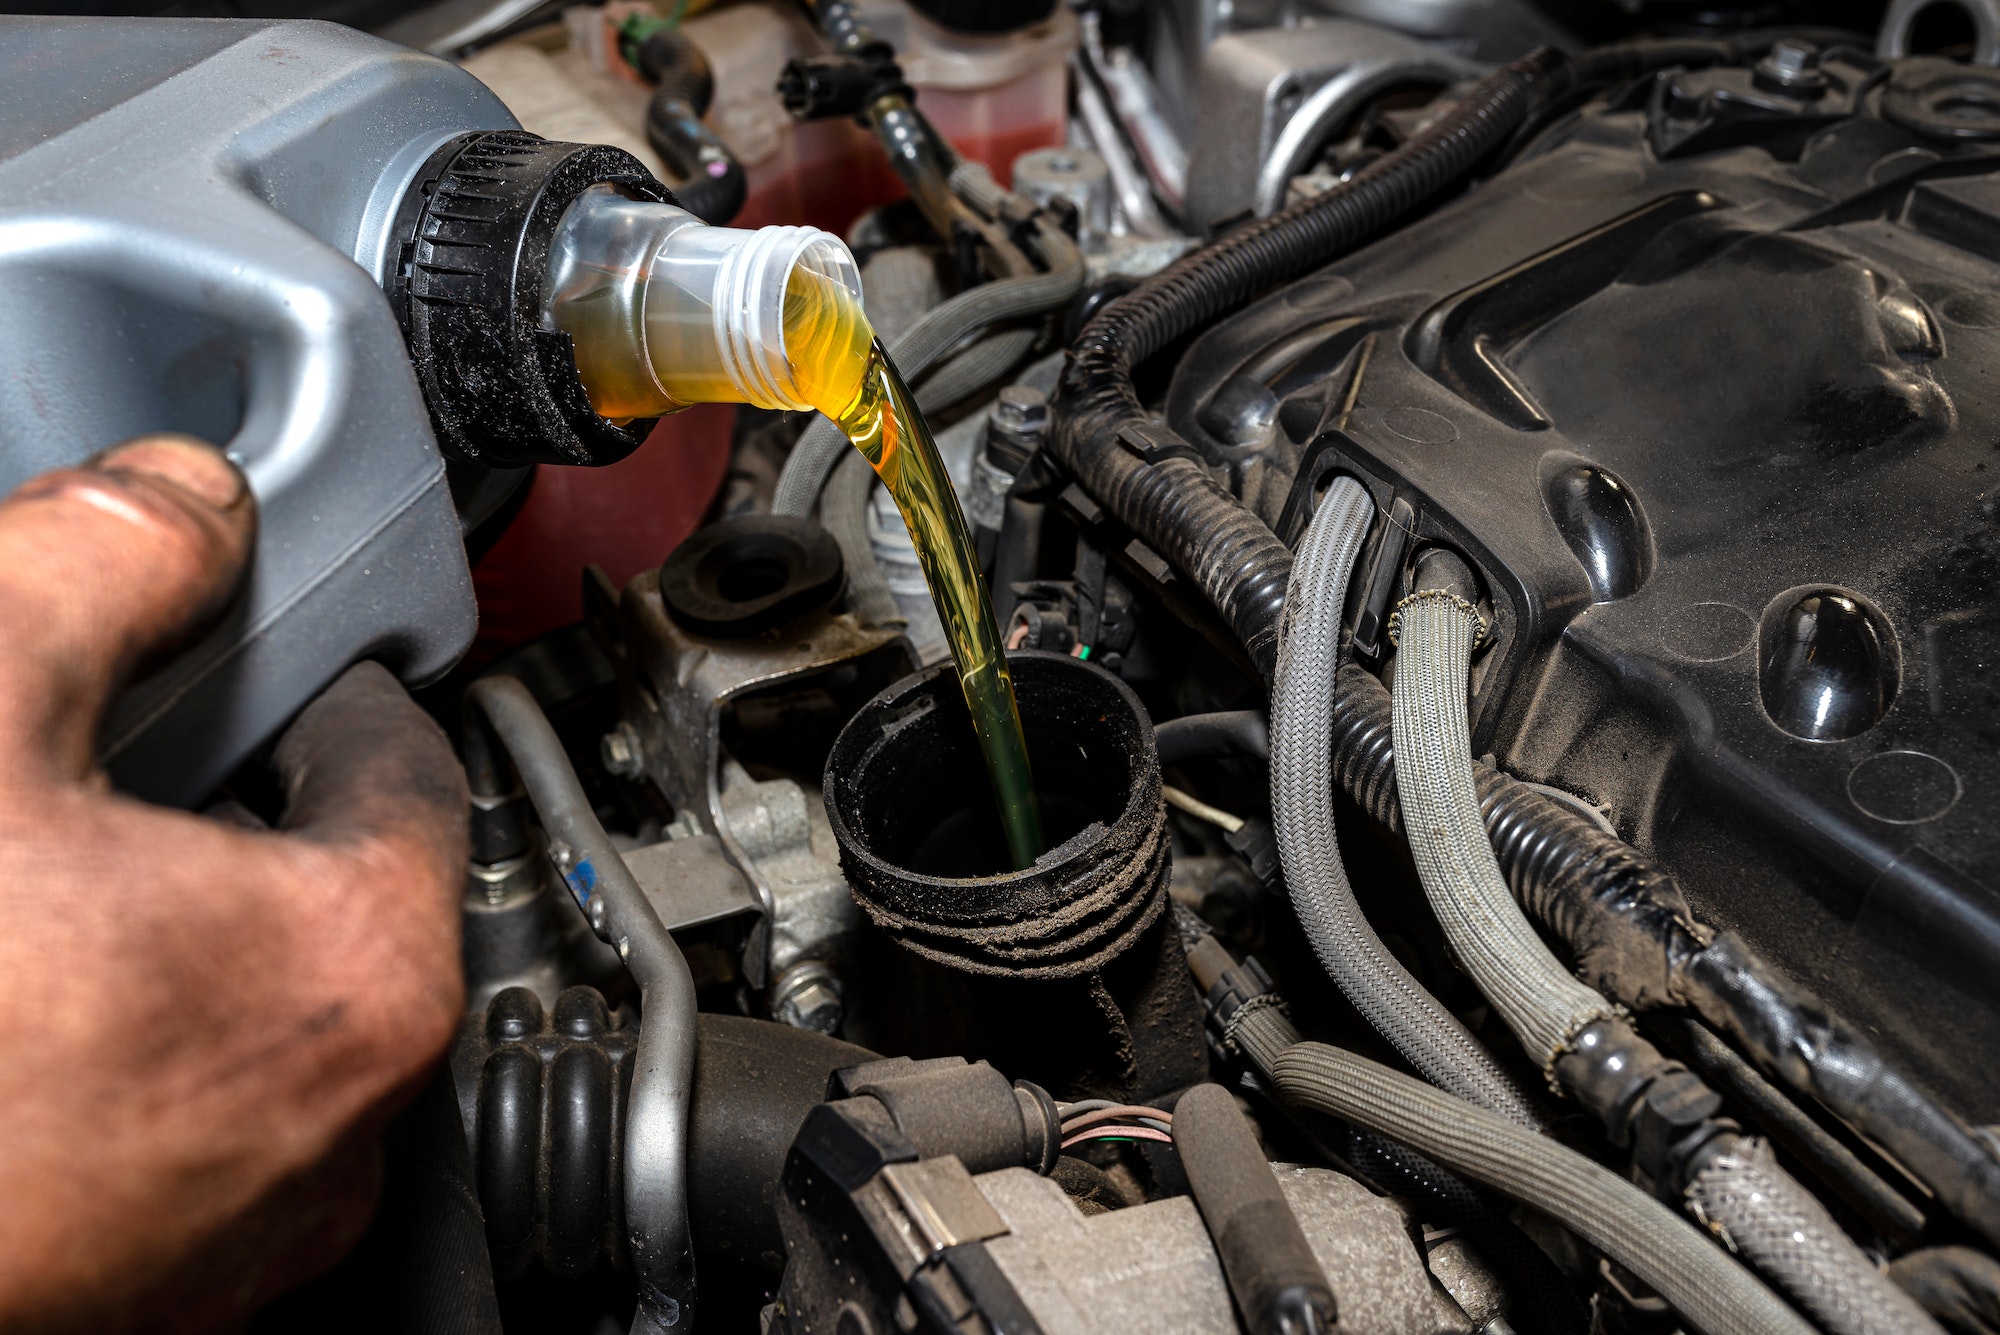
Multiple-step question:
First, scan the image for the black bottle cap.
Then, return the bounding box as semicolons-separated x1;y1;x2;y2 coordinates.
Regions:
390;129;675;468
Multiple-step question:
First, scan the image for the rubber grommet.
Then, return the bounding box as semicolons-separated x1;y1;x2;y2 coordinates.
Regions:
659;514;846;637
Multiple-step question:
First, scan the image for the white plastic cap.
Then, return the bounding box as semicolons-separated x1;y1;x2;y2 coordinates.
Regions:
542;187;863;419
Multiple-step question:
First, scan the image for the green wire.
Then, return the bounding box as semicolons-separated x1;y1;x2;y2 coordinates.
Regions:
616;10;679;72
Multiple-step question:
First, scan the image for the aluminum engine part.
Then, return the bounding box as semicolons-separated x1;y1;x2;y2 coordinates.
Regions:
1014;147;1115;244
1878;0;2000;64
1182;20;1479;229
774;1155;1442;1335
596;564;914;1000
977;1167;1442;1335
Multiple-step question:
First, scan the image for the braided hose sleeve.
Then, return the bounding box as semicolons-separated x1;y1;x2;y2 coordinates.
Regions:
1273;479;1541;1125
1049;49;1569;678
1689;1138;1945;1335
1226;1004;1588;1335
914;325;1041;411
1390;592;1617;1071
1327;663;2000;1252
1668;1017;1927;1249
947;158;1010;215
1329;663;1704;1009
1265;1040;1816;1335
1381;601;1938;1335
772;217;1083;517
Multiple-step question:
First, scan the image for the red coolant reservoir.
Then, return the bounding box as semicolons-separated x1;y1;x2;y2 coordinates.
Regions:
470;404;733;652
876;0;1076;187
677;0;1075;226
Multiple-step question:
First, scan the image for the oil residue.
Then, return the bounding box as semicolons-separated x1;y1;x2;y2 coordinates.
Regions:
782;262;1044;869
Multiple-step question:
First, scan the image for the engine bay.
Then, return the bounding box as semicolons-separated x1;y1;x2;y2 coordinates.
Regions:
3;0;1997;1331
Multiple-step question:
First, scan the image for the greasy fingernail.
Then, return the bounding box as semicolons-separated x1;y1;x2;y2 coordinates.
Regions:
93;435;247;510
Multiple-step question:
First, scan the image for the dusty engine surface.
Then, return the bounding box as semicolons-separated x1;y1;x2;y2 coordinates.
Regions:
1164;46;2000;1120
15;3;2000;1335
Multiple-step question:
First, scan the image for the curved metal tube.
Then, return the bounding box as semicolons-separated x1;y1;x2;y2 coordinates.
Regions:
467;676;699;1332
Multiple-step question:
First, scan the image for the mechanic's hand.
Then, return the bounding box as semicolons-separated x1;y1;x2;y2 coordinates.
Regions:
0;436;470;1332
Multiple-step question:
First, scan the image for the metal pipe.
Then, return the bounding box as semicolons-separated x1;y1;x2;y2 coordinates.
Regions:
1072;58;1175;238
466;676;699;1333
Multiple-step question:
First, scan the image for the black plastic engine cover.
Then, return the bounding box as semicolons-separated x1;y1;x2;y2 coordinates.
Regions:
1167;49;2000;1119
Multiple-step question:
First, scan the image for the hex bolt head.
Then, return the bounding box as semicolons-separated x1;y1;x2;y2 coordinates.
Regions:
993;384;1050;436
772;964;844;1033
1769;40;1818;75
1755;40;1827;94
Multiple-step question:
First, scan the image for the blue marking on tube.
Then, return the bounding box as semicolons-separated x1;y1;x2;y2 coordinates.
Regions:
565;858;597;905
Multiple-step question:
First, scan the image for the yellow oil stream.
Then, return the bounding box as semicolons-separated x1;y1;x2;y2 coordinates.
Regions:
782;266;1044;868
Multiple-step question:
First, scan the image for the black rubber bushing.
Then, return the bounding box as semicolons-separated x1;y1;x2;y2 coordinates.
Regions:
659;515;846;637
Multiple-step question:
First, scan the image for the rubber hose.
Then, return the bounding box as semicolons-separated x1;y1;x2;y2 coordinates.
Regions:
860;247;942;345
1175;1083;1339;1335
913;323;1041;411
771;217;1084;517
1687;1138;1944;1335
1274;480;1541;1123
1389;588;1616;1073
1385;596;1941;1335
1323;662;2000;1254
949;157;1011;216
645;92;746;225
1154;710;1269;766
1184;935;1592;1335
633;30;746;225
1203;946;1587;1335
1247;1023;1817;1335
1890;1249;2000;1335
466;677;698;1334
632;27;713;107
1047;49;1570;679
1662;1015;1927;1250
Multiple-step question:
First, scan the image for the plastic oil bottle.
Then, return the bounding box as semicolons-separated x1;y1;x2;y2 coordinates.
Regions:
544;187;1043;868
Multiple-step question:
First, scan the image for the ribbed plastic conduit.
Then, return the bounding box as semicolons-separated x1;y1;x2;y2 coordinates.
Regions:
1049;49;1568;678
